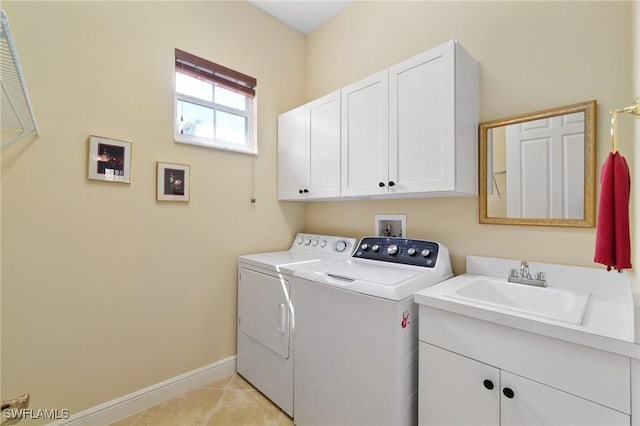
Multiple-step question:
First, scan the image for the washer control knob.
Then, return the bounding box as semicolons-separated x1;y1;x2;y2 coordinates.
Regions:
297;237;304;245
319;240;327;248
407;248;417;256
372;245;380;252
387;244;399;255
335;240;348;252
311;239;319;247
421;249;431;257
361;243;370;251
304;238;311;246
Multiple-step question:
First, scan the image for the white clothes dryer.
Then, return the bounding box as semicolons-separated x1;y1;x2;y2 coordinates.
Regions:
236;233;356;416
292;237;452;426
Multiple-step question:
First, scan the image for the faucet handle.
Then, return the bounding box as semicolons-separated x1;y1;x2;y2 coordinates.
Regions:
535;272;546;282
519;261;531;279
509;268;519;278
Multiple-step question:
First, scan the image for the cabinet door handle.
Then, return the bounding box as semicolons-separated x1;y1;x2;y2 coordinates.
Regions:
483;379;494;390
503;387;515;399
303;189;309;193
379;182;386;187
299;189;303;194
388;181;396;187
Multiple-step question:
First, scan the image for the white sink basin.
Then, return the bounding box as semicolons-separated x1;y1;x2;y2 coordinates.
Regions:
443;277;590;325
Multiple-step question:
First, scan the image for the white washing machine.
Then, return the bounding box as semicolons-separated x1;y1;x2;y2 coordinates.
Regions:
293;237;452;426
236;233;356;416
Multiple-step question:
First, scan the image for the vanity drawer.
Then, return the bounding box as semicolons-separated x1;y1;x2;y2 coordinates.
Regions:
419;306;631;413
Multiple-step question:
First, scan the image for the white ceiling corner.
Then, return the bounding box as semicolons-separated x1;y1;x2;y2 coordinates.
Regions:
248;0;351;35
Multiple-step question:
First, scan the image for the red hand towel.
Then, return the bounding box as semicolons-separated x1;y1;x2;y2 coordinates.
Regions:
594;154;614;267
594;152;632;271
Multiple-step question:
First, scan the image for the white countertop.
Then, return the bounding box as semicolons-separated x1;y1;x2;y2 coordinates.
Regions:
414;256;640;359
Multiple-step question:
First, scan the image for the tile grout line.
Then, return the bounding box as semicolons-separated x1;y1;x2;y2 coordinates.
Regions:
201;386;229;426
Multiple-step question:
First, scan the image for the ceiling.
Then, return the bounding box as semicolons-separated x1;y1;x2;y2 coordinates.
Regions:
247;0;351;35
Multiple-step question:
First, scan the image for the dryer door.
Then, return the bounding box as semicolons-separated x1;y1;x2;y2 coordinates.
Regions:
238;268;290;358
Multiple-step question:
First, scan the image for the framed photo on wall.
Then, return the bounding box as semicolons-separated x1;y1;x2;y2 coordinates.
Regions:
88;135;132;183
157;162;190;202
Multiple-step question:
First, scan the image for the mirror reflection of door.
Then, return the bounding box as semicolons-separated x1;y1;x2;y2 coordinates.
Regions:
479;99;596;228
504;112;585;219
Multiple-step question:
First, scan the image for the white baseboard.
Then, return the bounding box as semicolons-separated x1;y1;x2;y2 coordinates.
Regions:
48;356;236;426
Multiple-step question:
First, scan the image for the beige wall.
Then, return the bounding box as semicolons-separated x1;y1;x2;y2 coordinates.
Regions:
304;1;635;274
1;1;305;419
1;0;638;420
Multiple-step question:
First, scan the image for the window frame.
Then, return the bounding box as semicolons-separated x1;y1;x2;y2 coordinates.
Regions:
174;49;257;155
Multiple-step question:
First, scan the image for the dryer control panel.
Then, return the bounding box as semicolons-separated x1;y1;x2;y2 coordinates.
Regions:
292;233;356;256
353;237;440;268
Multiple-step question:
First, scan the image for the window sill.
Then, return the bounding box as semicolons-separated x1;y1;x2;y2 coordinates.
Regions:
174;135;257;155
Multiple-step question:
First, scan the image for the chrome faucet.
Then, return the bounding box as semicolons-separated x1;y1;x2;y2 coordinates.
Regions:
508;261;547;287
519;261;531;279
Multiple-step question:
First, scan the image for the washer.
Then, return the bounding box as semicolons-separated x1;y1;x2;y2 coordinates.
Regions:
293;237;452;426
236;233;356;416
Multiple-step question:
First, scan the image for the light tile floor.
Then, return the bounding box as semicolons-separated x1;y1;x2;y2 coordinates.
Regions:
111;374;293;426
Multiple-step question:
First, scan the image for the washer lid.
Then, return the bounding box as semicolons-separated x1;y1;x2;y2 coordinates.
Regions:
294;259;452;301
238;250;322;271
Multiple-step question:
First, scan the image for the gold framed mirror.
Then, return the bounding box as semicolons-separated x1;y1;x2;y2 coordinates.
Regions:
479;100;597;227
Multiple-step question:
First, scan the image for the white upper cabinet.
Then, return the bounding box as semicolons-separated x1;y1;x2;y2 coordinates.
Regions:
278;105;307;200
341;40;478;198
278;40;478;201
389;41;478;193
341;70;389;197
307;91;342;199
278;91;341;201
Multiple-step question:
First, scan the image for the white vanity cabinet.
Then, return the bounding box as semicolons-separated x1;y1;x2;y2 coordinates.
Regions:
419;342;629;426
419;341;500;426
278;90;341;201
500;369;628;426
415;257;639;426
341;40;479;198
417;306;632;426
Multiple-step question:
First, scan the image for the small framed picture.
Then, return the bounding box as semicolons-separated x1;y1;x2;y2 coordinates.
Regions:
88;135;132;183
157;162;190;202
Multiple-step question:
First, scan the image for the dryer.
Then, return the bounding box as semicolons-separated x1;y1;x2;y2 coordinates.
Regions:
293;237;452;426
236;233;355;416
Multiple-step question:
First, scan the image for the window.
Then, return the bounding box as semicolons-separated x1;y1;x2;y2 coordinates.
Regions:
174;49;257;154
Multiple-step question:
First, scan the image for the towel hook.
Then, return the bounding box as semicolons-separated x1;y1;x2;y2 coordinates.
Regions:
610;97;640;154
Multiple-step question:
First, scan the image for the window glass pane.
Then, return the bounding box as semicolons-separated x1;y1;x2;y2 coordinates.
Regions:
176;72;213;102
177;100;214;139
216;110;247;145
215;86;247;111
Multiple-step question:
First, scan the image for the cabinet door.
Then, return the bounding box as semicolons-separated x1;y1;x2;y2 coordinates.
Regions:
341;70;389;197
501;371;629;426
307;90;341;199
419;342;500;426
278;105;308;200
389;41;455;193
